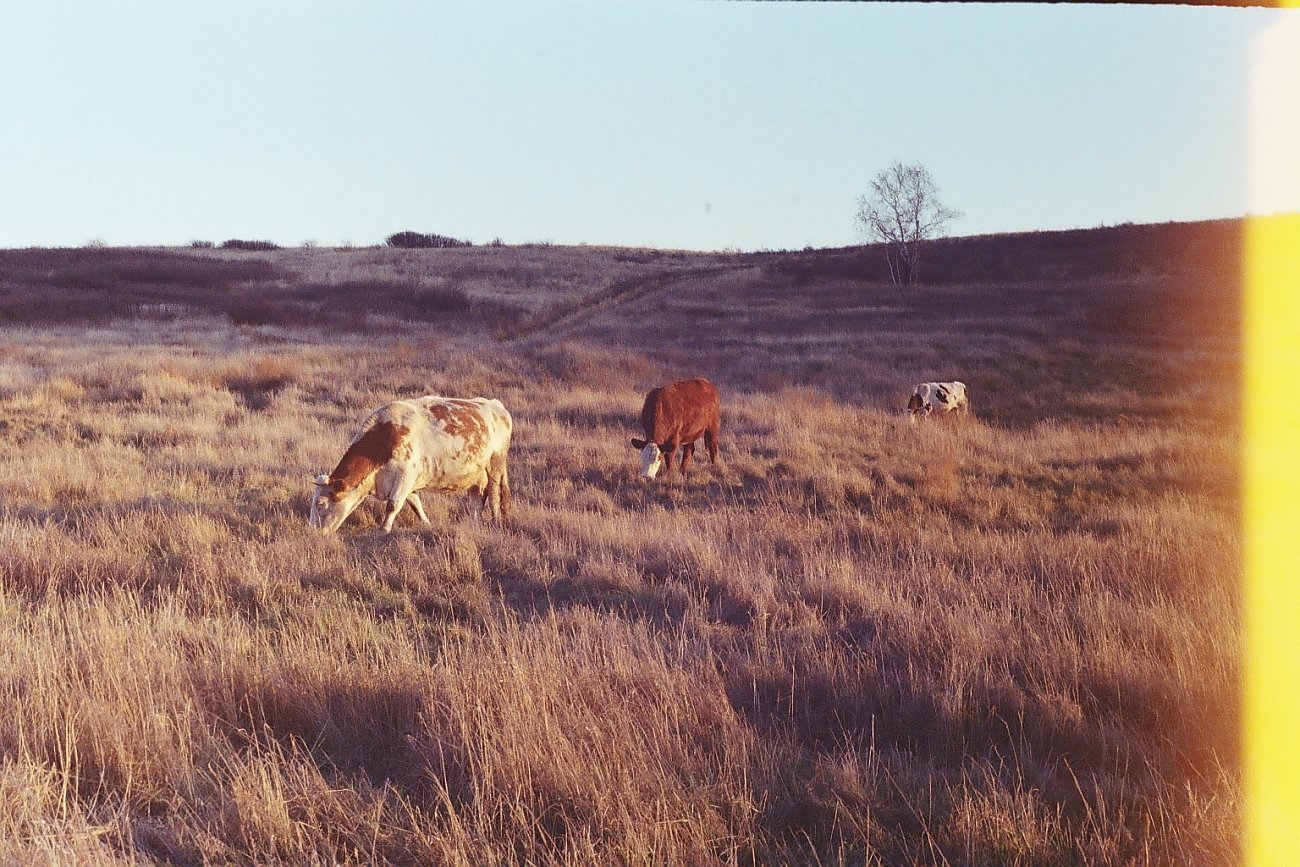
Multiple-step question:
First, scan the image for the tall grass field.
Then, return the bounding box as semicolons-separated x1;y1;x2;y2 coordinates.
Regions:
0;221;1241;864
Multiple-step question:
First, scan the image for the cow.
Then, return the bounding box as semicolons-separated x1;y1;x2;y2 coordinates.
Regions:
629;377;721;480
906;381;970;423
310;396;512;533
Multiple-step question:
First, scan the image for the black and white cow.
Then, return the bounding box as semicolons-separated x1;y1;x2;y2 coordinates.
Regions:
906;381;970;423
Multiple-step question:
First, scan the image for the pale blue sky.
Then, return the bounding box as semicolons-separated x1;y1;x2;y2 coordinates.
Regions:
1;2;1295;250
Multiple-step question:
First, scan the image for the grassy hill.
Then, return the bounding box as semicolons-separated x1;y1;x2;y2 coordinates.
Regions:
0;219;1241;864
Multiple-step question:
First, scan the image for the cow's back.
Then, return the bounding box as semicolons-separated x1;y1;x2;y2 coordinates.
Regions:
642;377;720;444
404;397;510;487
932;381;967;410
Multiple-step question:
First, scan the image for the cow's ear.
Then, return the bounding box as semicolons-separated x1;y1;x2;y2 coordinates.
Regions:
631;438;647;450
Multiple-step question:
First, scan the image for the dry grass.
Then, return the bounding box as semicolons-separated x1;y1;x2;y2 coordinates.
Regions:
0;223;1240;864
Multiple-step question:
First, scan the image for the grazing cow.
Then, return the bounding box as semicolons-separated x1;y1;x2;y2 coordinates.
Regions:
310;396;512;533
906;381;970;423
629;377;721;480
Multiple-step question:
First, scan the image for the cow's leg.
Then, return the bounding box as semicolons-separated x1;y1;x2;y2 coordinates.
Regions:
704;427;720;464
660;444;677;477
381;499;403;532
406;492;430;524
679;442;695;474
497;459;511;518
478;473;497;522
379;472;419;533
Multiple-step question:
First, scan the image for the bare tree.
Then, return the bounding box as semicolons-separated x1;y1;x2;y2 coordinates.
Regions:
855;161;961;286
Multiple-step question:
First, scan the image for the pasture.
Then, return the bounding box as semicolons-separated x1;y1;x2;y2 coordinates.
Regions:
0;222;1240;864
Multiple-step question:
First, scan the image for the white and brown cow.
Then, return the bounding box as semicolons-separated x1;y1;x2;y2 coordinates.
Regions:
630;377;721;480
310;396;512;533
906;381;970;423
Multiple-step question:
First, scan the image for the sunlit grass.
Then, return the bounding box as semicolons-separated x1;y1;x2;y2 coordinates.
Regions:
0;226;1241;863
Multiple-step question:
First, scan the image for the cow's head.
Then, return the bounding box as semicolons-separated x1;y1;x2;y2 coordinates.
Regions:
630;438;667;480
905;392;927;424
309;473;370;532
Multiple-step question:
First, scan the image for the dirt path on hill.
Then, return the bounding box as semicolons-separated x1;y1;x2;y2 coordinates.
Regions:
501;263;753;344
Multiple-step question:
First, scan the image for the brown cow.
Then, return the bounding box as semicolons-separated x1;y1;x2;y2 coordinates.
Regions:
629;377;721;480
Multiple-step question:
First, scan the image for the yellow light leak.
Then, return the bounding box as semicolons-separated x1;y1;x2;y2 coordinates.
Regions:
1245;5;1300;864
1245;210;1300;867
